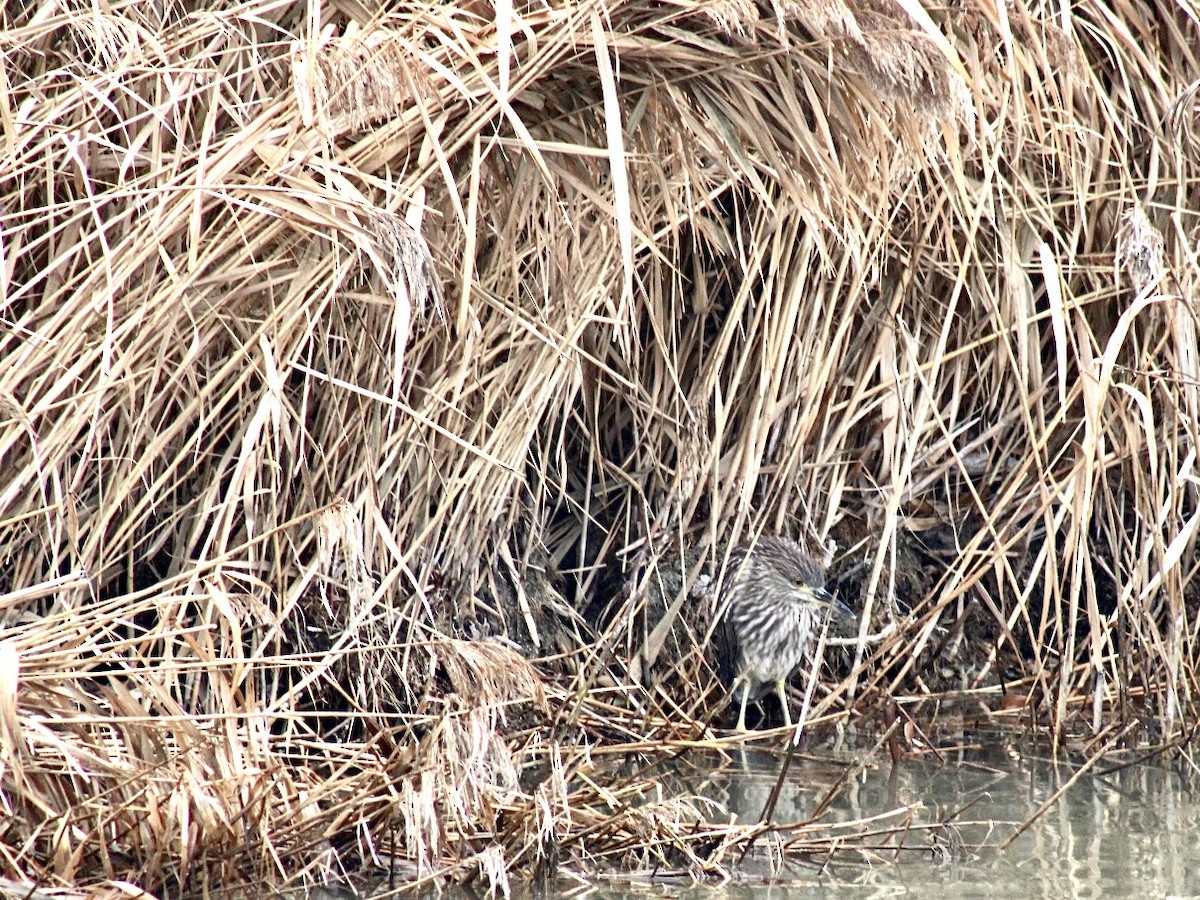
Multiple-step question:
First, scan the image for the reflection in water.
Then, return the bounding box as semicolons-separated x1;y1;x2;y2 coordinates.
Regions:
334;737;1200;899
595;738;1200;898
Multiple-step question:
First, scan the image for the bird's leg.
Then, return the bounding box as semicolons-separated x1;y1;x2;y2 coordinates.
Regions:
776;678;792;729
735;678;751;732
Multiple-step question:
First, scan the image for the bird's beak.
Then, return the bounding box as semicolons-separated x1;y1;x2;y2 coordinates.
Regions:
816;587;858;633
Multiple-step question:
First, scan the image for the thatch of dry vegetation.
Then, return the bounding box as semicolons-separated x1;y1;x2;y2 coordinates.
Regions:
2;0;1199;895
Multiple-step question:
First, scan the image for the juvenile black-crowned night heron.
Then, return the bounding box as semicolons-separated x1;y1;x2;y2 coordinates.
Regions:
717;536;856;731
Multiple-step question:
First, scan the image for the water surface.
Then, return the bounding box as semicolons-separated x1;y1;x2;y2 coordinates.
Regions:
597;735;1200;898
327;731;1200;899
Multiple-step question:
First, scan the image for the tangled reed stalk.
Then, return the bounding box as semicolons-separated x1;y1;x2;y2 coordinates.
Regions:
1;0;1198;894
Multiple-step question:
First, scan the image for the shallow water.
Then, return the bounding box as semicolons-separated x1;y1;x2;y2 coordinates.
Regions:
332;731;1200;899
594;736;1200;898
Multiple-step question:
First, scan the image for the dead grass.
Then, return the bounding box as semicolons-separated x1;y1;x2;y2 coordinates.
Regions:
1;0;1199;894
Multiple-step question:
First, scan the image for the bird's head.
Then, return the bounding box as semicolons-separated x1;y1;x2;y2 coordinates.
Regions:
753;536;859;635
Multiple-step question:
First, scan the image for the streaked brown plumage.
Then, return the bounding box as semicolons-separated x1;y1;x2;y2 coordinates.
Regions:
716;536;856;730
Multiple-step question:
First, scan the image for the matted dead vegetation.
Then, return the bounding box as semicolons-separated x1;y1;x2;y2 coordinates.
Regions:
2;0;1199;894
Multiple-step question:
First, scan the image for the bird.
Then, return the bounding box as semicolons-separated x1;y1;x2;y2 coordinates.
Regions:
716;535;856;731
